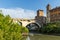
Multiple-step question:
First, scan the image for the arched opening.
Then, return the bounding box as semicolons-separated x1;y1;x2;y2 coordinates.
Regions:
26;23;40;31
18;22;22;26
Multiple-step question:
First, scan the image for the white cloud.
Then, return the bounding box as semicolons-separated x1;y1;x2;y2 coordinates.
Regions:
0;8;36;19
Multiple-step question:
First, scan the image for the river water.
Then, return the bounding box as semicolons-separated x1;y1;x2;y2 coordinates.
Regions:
26;33;41;40
26;33;60;40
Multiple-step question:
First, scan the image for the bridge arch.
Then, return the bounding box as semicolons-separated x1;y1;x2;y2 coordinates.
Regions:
26;22;41;31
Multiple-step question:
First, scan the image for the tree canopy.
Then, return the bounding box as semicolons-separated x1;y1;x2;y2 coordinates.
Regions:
0;13;29;40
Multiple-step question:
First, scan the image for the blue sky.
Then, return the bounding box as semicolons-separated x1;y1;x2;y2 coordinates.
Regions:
0;0;60;19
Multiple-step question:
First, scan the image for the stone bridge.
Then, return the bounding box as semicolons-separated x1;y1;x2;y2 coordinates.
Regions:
13;19;42;30
13;17;46;30
13;19;40;26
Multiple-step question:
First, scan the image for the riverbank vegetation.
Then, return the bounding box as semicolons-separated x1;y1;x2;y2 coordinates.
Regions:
40;22;60;34
0;13;29;40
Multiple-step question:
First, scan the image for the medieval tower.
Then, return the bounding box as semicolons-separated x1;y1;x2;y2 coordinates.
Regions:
37;10;44;17
46;4;51;23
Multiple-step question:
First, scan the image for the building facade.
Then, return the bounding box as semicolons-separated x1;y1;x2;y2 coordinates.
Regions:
47;4;60;23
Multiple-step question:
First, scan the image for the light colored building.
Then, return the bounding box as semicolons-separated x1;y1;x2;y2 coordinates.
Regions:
47;4;60;23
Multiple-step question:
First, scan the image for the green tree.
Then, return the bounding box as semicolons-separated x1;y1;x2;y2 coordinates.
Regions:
0;13;29;40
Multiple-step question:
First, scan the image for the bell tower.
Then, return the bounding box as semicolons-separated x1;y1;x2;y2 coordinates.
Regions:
46;4;51;23
47;4;51;11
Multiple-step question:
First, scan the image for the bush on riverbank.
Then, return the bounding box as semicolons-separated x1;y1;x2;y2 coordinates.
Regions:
40;22;60;34
0;13;29;40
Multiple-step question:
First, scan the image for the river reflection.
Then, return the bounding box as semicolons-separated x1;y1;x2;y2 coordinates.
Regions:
26;33;41;40
26;36;30;40
26;33;60;40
